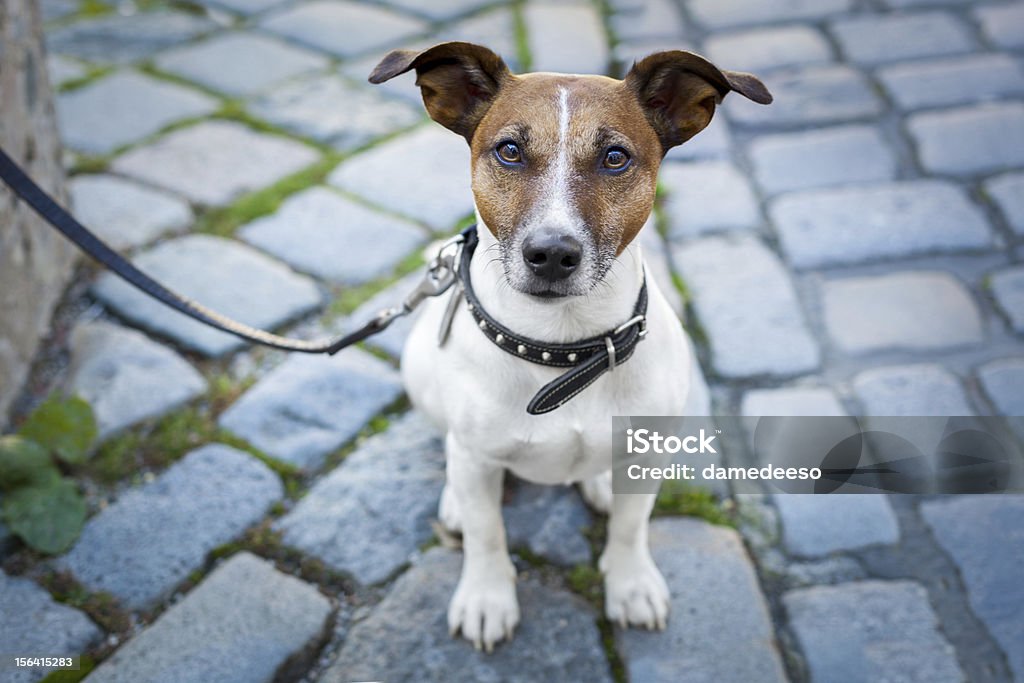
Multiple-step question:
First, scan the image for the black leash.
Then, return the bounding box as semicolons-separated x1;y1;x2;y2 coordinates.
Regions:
0;147;453;355
1;146;648;413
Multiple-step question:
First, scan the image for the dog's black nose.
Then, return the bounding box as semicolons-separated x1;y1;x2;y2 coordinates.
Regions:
522;232;582;282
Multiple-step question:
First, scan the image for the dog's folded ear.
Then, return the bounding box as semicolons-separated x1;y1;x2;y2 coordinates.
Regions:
370;42;511;141
624;51;772;152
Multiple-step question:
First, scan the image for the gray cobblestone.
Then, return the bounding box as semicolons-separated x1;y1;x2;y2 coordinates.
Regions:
93;234;322;357
338;271;424;358
276;413;443;584
113;121;319;206
881;0;975;6
878;54;1024;111
329;125;472;231
977;357;1024;416
785;580;964;683
975;3;1024;50
823;271;984;355
65;321;207;439
505;482;592;567
60;445;283;611
48;55;86;87
155;32;329;97
261;1;427;59
921;496;1024;681
0;571;101;683
784;556;867;588
219;348;403;469
193;0;287;15
381;0;494;21
239;187;425;284
687;0;853;30
704;25;832;73
741;386;846;417
40;0;77;22
250;73;422;150
322;547;613;683
57;71;217;155
750;125;896;195
609;0;685;41
908;102;1024;175
829;12;974;66
431;7;522;72
661;161;760;238
47;10;217;64
86;552;332;683
770;181;992;268
775;495;899;558
673;235;820;377
616;518;788;683
524;3;609;75
853;364;974;416
69;174;192;250
986;172;1024;235
990;265;1024;334
665;115;732;160
726;65;883;128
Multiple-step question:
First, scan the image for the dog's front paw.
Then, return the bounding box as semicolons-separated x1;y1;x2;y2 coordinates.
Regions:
600;549;670;630
448;570;519;652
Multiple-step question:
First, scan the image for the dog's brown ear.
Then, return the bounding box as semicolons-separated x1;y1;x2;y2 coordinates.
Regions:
624;50;772;152
370;42;511;141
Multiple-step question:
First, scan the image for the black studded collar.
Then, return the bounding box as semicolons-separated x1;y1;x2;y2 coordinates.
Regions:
453;226;648;415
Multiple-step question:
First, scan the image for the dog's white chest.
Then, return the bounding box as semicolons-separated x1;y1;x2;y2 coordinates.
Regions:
401;271;692;485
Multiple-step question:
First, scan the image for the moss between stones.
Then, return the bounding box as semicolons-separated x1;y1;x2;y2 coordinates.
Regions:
37;569;131;635
82;376;303;498
317;394;410;475
57;64;115;94
564;519;628;683
325;246;426;319
653;479;735;527
208;521;354;597
38;655;96;683
192;153;342;238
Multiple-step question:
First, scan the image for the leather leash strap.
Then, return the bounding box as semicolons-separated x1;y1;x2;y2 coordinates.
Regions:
457;227;649;415
0;146;404;355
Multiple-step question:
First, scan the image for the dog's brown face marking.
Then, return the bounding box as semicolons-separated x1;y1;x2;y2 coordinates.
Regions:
469;74;663;294
370;42;771;298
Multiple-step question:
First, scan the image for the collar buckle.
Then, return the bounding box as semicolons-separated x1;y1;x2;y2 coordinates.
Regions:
613;314;647;338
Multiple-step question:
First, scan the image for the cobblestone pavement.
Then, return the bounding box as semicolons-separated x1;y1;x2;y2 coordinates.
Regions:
2;0;1023;681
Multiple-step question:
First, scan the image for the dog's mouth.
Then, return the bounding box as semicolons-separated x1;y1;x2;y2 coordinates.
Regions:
526;289;569;300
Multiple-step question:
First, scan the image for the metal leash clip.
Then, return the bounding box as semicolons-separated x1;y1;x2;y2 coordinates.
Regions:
371;233;465;332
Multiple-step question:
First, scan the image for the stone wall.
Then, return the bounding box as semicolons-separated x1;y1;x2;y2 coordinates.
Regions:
0;0;76;425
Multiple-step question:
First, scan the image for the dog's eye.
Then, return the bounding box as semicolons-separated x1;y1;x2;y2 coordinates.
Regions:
495;141;523;165
603;147;631;171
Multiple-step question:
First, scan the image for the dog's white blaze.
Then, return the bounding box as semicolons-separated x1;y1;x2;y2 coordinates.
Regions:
544;87;579;233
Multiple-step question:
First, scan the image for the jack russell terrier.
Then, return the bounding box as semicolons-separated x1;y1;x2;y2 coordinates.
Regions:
370;42;771;651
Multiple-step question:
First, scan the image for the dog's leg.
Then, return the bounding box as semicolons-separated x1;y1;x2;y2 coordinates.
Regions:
599;490;670;630
445;433;519;651
579;470;613;514
438;479;463;533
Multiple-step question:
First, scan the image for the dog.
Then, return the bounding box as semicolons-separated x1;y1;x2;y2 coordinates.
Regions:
370;42;771;651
